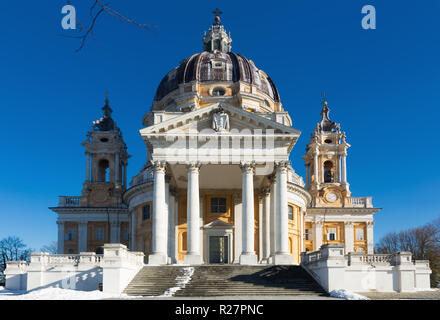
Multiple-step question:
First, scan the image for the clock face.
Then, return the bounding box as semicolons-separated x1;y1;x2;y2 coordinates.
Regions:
325;192;338;203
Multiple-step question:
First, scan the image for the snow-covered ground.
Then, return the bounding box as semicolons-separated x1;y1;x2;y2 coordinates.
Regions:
0;286;136;300
329;289;369;300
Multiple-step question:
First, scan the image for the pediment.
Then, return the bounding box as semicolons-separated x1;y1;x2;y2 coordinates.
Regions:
203;219;234;229
140;103;300;137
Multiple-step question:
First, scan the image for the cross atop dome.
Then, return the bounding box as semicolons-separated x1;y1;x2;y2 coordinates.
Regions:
212;8;222;25
203;9;232;53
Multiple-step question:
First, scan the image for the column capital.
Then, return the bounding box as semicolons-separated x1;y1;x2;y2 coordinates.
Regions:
314;220;324;226
275;160;290;173
366;220;375;226
186;161;201;173
240;161;256;174
56;220;65;226
151;160;167;173
344;221;354;226
259;187;271;197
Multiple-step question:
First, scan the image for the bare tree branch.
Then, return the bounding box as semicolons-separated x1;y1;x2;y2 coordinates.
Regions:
60;1;157;52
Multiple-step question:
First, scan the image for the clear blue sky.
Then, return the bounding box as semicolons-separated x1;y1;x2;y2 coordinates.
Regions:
0;1;439;251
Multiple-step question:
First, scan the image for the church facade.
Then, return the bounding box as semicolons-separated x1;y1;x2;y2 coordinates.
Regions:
51;15;380;265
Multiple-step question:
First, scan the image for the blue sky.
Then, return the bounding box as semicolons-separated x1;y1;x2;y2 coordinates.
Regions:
0;1;439;250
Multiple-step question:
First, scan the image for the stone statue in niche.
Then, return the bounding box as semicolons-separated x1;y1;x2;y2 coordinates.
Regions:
212;109;229;132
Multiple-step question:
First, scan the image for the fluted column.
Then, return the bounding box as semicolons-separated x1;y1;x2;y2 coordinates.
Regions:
261;188;271;262
57;221;65;254
367;221;374;254
149;160;168;264
274;161;293;264
314;151;320;186
130;210;136;251
341;152;347;184
115;153;120;184
269;174;277;261
184;162;202;264
239;161;258;265
344;221;354;253
85;152;90;182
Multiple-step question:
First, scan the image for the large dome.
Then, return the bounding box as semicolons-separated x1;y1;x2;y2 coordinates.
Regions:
154;51;280;103
150;19;284;114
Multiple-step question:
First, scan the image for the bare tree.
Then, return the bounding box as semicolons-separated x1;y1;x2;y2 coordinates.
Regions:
0;236;32;273
61;1;156;52
376;218;440;287
40;241;58;255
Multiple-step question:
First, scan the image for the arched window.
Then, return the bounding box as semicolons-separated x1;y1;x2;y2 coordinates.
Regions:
323;160;334;183
97;159;110;182
212;87;226;96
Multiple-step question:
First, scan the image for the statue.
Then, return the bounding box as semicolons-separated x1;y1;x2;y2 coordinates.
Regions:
212;108;229;132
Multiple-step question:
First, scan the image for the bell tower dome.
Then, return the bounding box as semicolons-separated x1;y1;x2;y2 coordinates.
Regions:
81;96;130;207
303;95;351;206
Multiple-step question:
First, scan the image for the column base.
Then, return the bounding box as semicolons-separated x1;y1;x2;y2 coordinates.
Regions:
239;253;258;265
148;253;168;265
273;253;293;265
183;254;202;265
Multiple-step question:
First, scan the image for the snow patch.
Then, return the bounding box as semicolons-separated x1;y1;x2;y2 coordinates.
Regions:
0;286;135;300
160;267;194;297
330;289;369;300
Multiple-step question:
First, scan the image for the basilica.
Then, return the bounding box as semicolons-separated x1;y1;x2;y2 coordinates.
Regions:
51;14;380;266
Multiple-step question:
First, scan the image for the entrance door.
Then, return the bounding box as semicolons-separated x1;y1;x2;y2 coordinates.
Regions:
209;236;229;264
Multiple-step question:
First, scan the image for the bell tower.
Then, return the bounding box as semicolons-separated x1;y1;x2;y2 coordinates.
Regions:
303;95;351;207
81;96;130;207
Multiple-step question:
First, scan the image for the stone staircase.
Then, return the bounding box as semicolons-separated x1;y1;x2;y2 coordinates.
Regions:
124;265;327;297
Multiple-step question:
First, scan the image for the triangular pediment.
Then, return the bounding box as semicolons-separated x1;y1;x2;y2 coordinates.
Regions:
203;219;234;229
140;103;300;136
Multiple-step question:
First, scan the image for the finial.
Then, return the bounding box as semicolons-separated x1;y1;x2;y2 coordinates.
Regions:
321;93;328;107
212;8;222;25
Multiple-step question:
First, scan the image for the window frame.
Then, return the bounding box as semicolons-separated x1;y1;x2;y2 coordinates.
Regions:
143;203;151;221
95;227;104;241
327;227;337;241
210;197;227;214
355;228;365;241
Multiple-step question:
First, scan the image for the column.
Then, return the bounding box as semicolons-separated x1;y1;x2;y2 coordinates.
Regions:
299;208;304;253
341;152;347;184
336;154;341;183
239;162;258;265
269;174;277;262
184;162;202;264
313;221;323;251
314;151;320;186
262;189;271;262
274;161;293;264
344;221;354;253
367;221;374;254
123;163;127;188
305;164;309;188
78;221;88;252
168;189;176;263
115;153;120;184
57;220;65;254
149;161;168;264
85;152;90;182
130;210;136;251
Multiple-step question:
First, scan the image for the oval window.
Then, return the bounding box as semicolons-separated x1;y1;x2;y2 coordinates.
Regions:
212;87;226;96
324;139;332;144
100;138;109;143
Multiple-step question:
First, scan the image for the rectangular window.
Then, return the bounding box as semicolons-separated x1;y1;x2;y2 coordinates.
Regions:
65;228;76;241
143;204;151;220
327;228;337;241
123;228;129;241
305;229;310;241
95;228;104;241
356;228;365;241
288;206;294;220
210;197;227;214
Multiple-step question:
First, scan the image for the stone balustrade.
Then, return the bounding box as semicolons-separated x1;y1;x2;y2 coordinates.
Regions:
5;244;144;294
58;196;81;207
344;196;373;208
301;244;432;293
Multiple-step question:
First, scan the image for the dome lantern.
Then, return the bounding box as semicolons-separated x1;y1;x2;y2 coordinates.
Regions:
202;9;232;53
